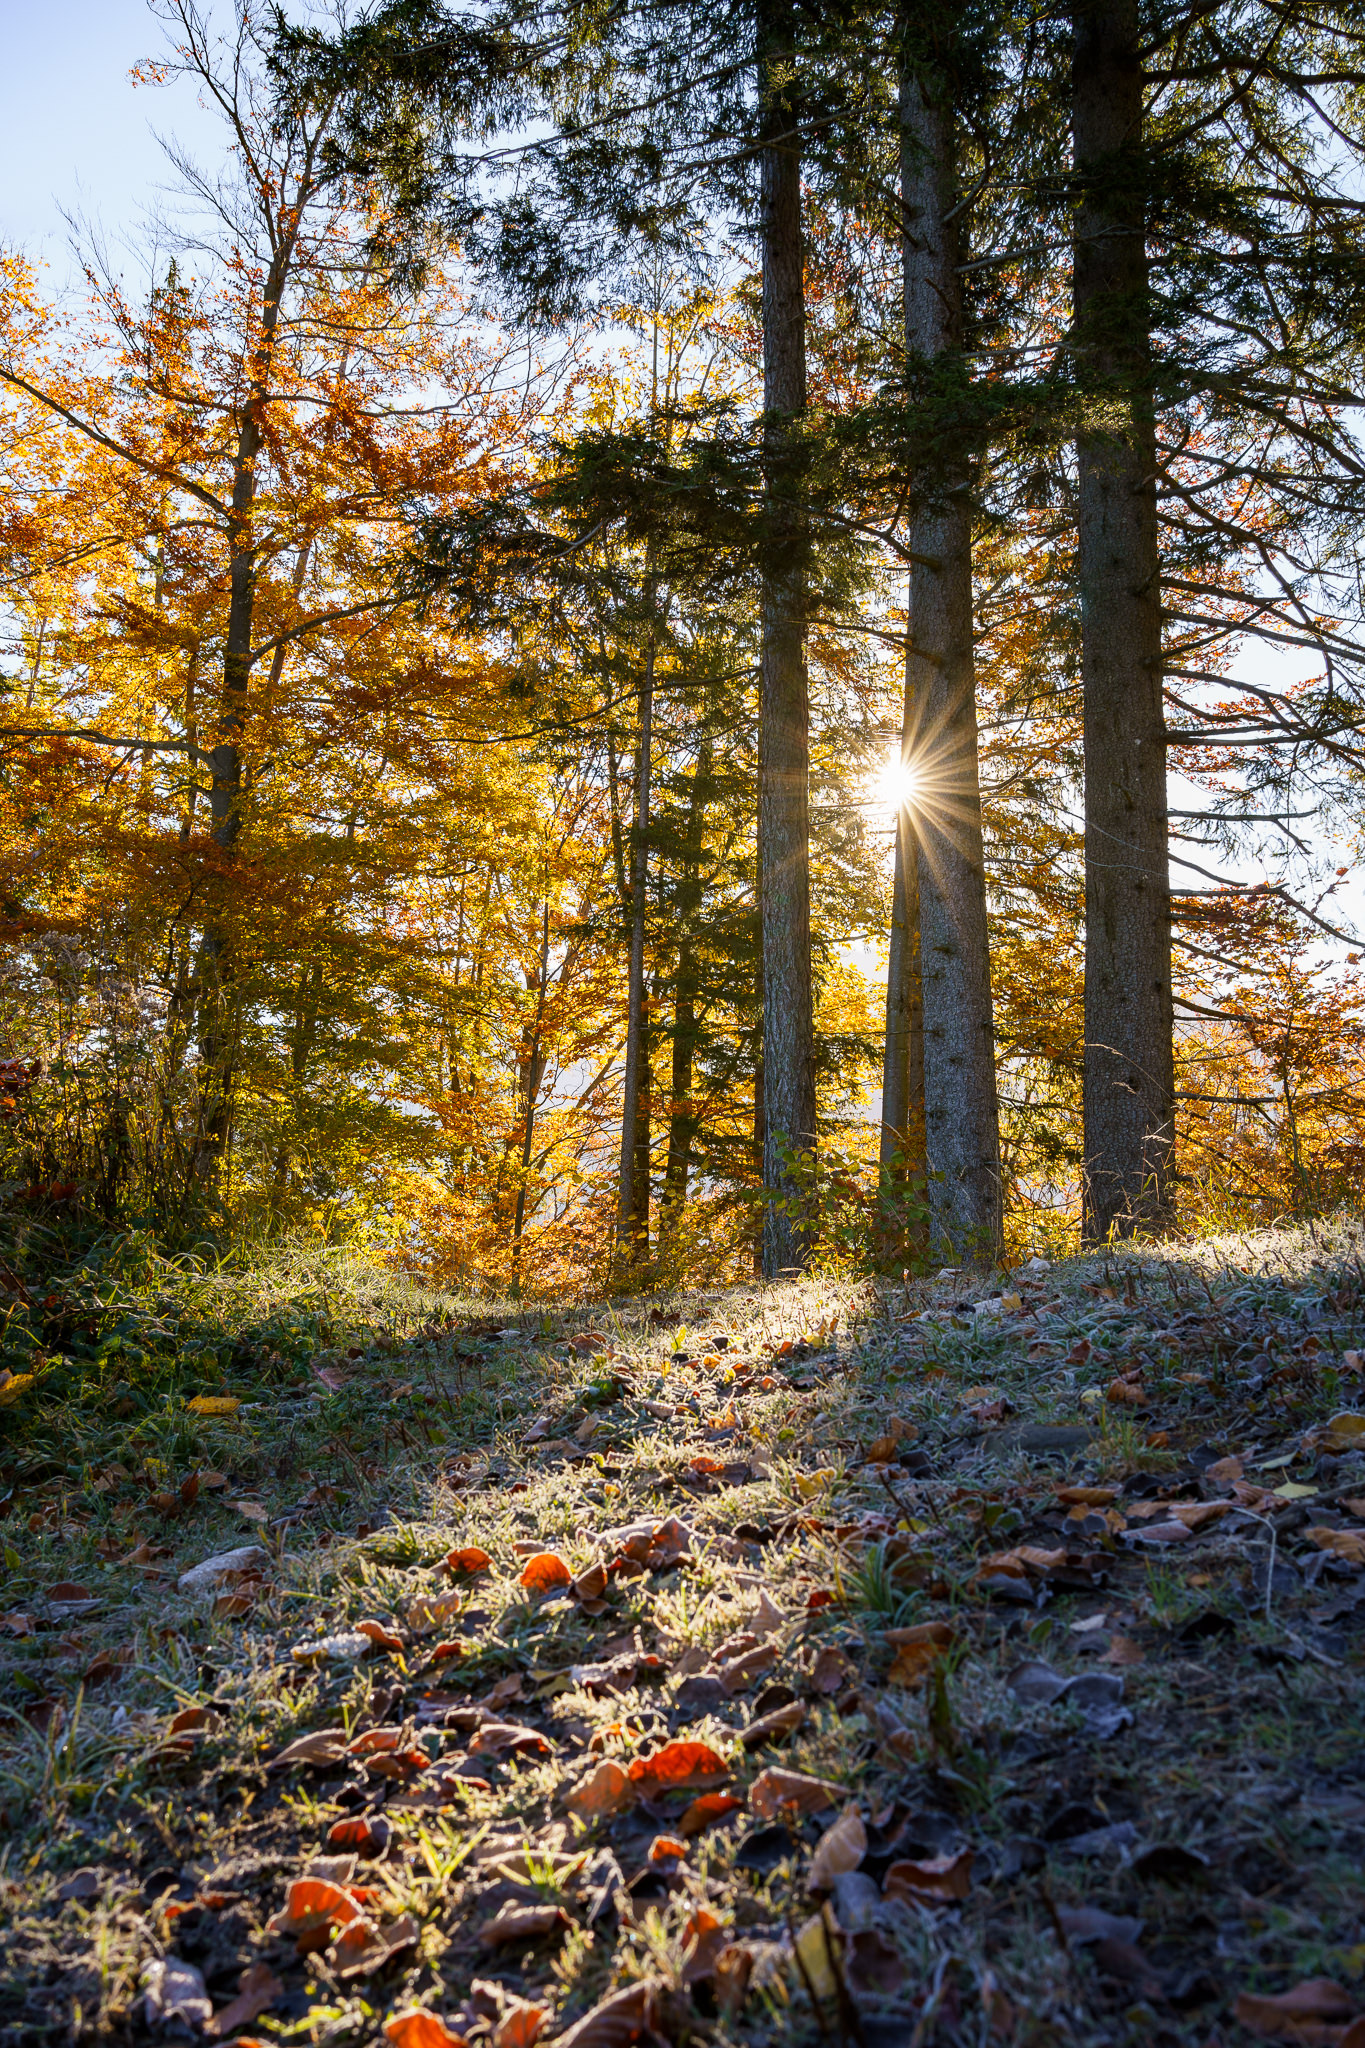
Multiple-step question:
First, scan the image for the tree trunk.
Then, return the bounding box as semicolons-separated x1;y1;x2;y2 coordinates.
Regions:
757;0;816;1278
512;900;551;1293
878;793;925;1257
1073;0;1174;1241
617;628;655;1261
900;44;1001;1259
662;740;710;1239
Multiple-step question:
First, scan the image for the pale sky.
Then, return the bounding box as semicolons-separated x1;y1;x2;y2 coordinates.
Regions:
1;0;218;273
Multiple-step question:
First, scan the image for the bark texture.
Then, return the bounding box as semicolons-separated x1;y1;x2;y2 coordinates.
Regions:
900;57;1001;1258
617;637;655;1260
878;798;925;1253
1073;0;1175;1241
757;0;816;1277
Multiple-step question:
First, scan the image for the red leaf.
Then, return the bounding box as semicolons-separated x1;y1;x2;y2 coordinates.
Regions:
627;1740;729;1794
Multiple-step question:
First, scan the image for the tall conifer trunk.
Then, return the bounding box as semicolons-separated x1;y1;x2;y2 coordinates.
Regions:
617;632;655;1263
1072;0;1175;1241
899;37;1001;1258
757;0;816;1278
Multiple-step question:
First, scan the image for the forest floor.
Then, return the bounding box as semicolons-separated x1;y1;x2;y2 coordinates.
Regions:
2;1223;1365;2048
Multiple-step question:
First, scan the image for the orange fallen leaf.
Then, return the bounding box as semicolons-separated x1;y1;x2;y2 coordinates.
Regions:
1106;1377;1147;1406
1055;1486;1118;1506
564;1759;634;1818
572;1561;609;1603
680;1907;731;1985
627;1740;729;1794
384;2011;467;2048
493;2001;550;2048
883;1849;974;1903
266;1877;364;1944
355;1619;405;1652
518;1552;573;1595
445;1546;493;1576
648;1834;689;1863
469;1720;553;1758
679;1790;744;1836
327;1814;391;1857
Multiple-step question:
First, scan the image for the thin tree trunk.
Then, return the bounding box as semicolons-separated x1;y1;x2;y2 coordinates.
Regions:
900;42;1002;1259
616;629;655;1259
1073;0;1174;1241
757;0;816;1278
512;900;551;1293
662;740;711;1238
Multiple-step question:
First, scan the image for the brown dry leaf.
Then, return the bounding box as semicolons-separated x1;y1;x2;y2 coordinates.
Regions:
1167;1500;1234;1532
470;1720;554;1758
0;1611;34;1637
480;1673;525;1709
1055;1486;1118;1507
203;1964;283;2041
478;1903;570;1948
1233;1980;1357;2041
335;1914;421;1979
1206;1455;1245;1486
741;1701;806;1750
808;1646;850;1695
267;1729;350;1772
552;1980;661;2048
409;1592;463;1633
384;2011;467;2048
883;1849;974;1904
1307;1526;1365;1565
750;1589;787;1636
681;1907;732;1985
749;1767;845;1819
846;1929;907;1997
564;1760;634;1819
717;1643;778;1693
1106;1377;1148;1407
493;2001;550;2048
808;1806;867;1890
679;1790;745;1836
446;1546;493;1576
572;1561;609;1603
627;1740;730;1794
1103;1634;1146;1667
518;1552;573;1596
1341;1498;1365;1520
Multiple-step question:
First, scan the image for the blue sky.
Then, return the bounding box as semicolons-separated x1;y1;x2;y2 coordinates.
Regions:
1;0;218;273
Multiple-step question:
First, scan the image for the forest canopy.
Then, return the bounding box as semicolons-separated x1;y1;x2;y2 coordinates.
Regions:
4;0;1365;1294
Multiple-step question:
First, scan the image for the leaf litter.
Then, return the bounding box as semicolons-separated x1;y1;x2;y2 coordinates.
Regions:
3;1225;1365;2044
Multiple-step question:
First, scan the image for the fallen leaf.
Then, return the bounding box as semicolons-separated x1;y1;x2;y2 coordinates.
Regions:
470;1720;554;1758
355;1619;405;1652
477;1902;570;1948
291;1632;376;1666
266;1877;365;1944
749;1767;845;1819
627;1740;730;1794
445;1546;493;1576
648;1834;689;1864
408;1592;463;1632
187;1395;241;1416
1103;1634;1145;1667
0;1372;36;1406
1056;1486;1118;1506
750;1589;787;1636
0;1611;33;1637
846;1928;907;1996
809;1646;850;1695
327;1814;392;1857
716;1643;778;1692
204;1963;284;2040
1206;1455;1244;1486
1307;1526;1365;1566
741;1701;806;1749
335;1913;420;1978
808;1806;867;1890
1233;1979;1356;2040
142;1958;212;2027
480;1673;525;1709
384;2011;467;2048
267;1728;350;1771
1316;1413;1365;1452
494;2000;550;2048
564;1760;634;1819
56;1867;101;1901
552;1979;661;2048
883;1849;974;1903
177;1545;269;1595
680;1906;731;1984
518;1552;573;1595
679;1790;745;1836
